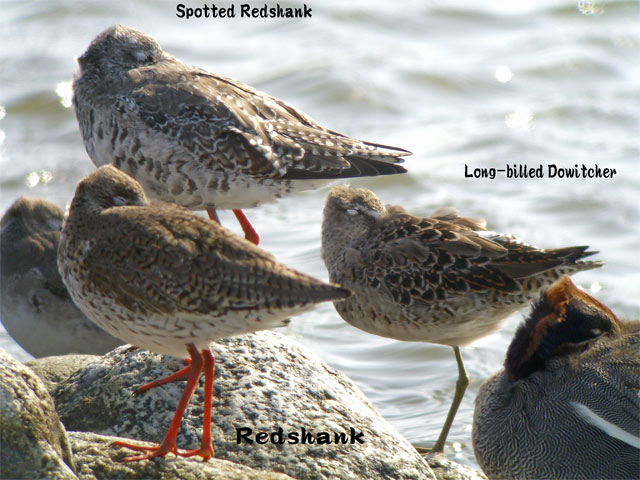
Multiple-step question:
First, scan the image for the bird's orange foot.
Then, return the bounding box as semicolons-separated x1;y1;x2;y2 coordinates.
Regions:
114;439;214;462
113;439;177;462
177;442;215;461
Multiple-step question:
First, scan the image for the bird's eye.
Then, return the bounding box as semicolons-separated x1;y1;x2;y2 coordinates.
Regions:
590;328;602;336
134;51;154;63
112;196;129;206
346;208;358;216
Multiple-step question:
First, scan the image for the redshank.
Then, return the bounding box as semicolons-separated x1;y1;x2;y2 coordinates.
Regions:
473;276;639;479
57;165;350;461
320;185;602;453
1;196;123;357
72;25;410;245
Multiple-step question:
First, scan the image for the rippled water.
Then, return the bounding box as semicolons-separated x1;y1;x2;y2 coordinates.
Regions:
1;0;639;469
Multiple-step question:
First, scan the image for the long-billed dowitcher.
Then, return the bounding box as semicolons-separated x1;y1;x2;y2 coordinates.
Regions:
321;185;602;453
72;25;409;245
1;196;123;357
473;276;639;479
57;165;350;461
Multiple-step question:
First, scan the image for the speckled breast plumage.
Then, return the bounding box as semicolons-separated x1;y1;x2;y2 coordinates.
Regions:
58;254;310;358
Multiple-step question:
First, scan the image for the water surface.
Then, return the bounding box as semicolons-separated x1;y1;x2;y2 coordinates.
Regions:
1;0;638;468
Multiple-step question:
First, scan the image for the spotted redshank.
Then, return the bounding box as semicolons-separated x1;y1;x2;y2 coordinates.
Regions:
473;276;639;479
72;25;410;245
321;185;603;453
1;197;123;357
57;165;350;461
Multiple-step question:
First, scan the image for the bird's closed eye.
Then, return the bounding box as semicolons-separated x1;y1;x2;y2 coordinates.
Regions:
134;51;154;64
346;208;359;216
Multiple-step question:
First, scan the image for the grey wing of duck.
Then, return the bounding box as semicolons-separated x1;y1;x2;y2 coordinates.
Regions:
566;327;640;449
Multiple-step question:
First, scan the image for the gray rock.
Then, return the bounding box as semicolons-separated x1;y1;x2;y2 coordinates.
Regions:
26;354;99;391
69;431;294;479
53;331;436;480
424;454;488;480
0;349;76;479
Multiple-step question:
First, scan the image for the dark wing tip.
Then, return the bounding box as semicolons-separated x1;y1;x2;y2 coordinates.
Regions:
281;156;407;180
335;286;353;299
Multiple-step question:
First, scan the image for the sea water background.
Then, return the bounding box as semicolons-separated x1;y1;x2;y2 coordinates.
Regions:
1;0;638;468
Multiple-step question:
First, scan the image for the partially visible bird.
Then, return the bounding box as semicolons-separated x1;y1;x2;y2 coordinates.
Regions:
72;24;409;245
57;165;350;461
321;185;602;453
0;196;123;357
473;276;639;479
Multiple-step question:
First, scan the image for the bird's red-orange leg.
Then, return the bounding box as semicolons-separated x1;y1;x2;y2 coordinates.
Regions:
205;207;259;245
114;344;204;461
232;209;260;245
135;360;192;394
178;348;215;459
205;208;220;224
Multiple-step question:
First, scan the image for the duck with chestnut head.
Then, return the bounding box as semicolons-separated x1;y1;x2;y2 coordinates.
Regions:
473;276;639;479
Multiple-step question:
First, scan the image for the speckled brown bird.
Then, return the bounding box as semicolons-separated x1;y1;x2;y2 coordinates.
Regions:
473;276;639;479
72;24;409;245
57;165;350;461
321;185;602;453
1;196;123;357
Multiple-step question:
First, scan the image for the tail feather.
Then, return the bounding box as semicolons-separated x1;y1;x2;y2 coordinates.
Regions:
493;245;603;279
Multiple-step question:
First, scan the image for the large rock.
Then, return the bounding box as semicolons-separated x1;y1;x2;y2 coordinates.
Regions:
53;331;436;480
425;454;487;480
0;349;76;479
69;431;294;479
26;354;98;392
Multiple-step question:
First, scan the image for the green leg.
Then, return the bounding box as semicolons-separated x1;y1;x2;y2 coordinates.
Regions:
430;346;469;453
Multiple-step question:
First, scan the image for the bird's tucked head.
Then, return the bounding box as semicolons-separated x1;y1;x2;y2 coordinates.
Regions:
323;185;385;224
505;276;621;380
1;197;65;278
1;197;64;239
69;165;148;217
77;24;165;75
321;185;387;268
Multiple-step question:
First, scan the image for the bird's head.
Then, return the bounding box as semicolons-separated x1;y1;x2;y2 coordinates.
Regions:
69;165;148;217
77;24;165;76
505;276;621;380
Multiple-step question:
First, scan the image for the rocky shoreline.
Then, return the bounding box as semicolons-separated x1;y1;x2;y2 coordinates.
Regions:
1;330;485;480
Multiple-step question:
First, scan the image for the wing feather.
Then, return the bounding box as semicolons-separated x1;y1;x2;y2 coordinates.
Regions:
119;62;408;179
